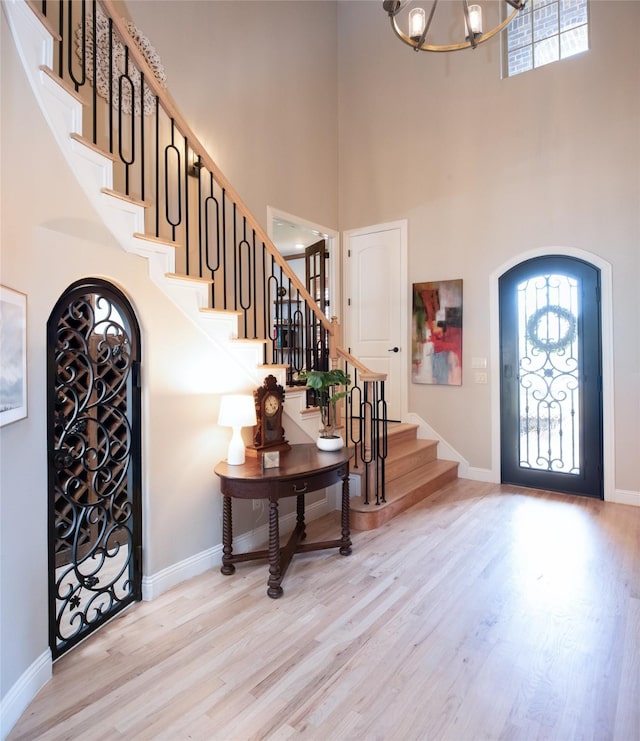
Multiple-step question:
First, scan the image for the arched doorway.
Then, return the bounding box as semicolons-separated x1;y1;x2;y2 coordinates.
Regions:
499;256;603;498
47;279;142;659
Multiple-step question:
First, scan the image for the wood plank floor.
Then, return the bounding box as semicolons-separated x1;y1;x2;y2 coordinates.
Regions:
9;480;640;740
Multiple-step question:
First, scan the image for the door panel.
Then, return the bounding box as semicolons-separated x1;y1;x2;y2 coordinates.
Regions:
47;279;142;659
499;256;602;498
305;239;329;372
345;225;404;420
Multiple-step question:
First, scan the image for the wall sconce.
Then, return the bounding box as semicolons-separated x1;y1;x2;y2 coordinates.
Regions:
218;394;257;465
188;151;204;178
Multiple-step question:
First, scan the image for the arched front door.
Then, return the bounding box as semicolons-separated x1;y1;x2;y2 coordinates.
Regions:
47;279;142;659
499;256;603;499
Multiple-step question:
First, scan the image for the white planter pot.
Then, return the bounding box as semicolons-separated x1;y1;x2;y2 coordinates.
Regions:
316;435;343;452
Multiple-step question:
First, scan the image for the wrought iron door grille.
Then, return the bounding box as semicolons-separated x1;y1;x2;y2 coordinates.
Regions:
49;286;141;658
517;273;580;474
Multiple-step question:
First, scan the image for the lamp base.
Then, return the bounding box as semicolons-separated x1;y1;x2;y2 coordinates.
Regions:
226;427;246;465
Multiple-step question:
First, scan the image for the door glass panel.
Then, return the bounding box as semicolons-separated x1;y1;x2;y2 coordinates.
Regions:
517;273;579;474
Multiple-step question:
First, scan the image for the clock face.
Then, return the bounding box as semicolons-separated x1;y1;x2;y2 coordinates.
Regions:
264;394;279;417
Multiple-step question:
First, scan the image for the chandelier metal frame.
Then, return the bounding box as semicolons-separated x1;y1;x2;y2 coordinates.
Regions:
383;0;527;53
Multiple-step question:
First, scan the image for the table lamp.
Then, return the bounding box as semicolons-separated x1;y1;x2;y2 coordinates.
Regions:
218;394;256;465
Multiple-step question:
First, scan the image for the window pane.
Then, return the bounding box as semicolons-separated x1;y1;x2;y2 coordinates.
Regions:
509;45;534;76
508;11;532;52
517;274;580;474
534;3;559;42
503;0;587;77
560;25;589;59
561;0;588;31
534;35;559;67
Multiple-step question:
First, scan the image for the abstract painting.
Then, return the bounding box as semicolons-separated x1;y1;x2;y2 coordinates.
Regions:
412;279;462;386
1;285;28;426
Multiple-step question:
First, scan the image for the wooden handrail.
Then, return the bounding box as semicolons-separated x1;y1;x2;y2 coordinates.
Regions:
337;347;387;383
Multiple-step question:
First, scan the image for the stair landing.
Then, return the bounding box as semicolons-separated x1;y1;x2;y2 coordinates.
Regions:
349;422;459;531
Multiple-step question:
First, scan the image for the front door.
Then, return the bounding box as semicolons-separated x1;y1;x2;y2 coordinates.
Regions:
499;256;603;498
47;279;142;659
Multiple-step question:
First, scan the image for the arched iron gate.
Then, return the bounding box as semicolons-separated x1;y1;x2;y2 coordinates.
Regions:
47;278;142;659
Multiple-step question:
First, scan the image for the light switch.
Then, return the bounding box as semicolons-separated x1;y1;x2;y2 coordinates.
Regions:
471;357;487;369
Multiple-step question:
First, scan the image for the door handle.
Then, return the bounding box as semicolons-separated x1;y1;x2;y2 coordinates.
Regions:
388;346;399;353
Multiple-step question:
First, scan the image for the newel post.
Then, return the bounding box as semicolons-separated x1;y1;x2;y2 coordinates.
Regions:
328;316;345;430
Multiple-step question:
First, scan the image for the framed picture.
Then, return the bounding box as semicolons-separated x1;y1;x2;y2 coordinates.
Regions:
262;450;280;469
1;285;28;426
412;279;463;386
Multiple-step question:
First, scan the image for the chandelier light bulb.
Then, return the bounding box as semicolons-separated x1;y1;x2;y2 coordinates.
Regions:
409;7;426;40
466;4;483;37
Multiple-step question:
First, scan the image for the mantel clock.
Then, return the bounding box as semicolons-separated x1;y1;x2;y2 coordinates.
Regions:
247;375;290;456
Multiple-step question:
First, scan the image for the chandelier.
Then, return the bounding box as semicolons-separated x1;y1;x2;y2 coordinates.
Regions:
382;0;527;53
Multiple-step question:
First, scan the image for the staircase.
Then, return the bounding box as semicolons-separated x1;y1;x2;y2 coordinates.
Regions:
5;0;459;529
350;423;459;530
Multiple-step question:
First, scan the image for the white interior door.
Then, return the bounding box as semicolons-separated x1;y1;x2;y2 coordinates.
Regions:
344;221;407;421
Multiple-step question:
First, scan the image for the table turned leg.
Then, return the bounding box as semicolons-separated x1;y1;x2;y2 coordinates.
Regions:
296;493;307;540
220;494;236;575
339;470;352;556
267;498;283;598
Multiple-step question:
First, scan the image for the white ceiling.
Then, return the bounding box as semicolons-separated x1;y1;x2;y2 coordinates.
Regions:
271;218;328;257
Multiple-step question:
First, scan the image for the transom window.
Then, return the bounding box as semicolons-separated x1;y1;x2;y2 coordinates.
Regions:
504;0;589;78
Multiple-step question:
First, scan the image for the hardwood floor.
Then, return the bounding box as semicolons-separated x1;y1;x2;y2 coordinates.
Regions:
9;480;640;740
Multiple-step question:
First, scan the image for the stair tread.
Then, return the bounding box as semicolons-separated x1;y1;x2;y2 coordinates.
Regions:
387;422;419;437
350;458;458;513
199;307;242;317
386;458;459;497
70;133;118;162
350;437;437;474
101;187;150;209
386;437;437;460
133;232;181;249
165;273;213;285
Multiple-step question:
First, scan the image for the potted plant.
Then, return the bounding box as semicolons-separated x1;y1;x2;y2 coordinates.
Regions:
297;368;351;450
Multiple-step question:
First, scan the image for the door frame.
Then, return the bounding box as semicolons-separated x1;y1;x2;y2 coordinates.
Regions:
490;246;615;501
343;220;408;422
267;206;340;323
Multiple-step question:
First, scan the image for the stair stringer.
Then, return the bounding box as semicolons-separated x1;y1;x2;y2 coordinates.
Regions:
4;0;297;393
405;411;470;478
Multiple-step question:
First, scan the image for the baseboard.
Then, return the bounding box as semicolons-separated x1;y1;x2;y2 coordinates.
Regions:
464;469;639;507
0;650;51;741
142;495;333;601
405;413;469;473
610;489;640;507
464;466;498;483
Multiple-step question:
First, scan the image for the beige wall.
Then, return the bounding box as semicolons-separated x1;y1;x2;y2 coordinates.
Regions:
337;0;639;489
127;0;339;233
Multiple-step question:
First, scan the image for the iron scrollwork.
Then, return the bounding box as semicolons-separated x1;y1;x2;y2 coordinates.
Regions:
518;276;580;474
52;292;136;653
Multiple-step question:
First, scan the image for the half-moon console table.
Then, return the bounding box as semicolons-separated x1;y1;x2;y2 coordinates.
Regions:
214;444;353;598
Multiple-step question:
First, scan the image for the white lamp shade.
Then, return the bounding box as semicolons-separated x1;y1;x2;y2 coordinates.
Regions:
218;395;257;465
218;394;257;427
